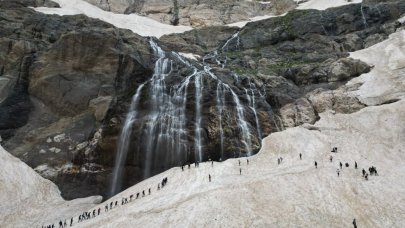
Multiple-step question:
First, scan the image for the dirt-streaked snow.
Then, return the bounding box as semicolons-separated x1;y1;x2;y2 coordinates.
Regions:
33;0;192;38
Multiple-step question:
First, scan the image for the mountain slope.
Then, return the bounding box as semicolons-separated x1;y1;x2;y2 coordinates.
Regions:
73;29;405;228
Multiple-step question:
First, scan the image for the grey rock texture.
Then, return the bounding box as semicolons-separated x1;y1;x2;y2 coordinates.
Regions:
84;0;296;27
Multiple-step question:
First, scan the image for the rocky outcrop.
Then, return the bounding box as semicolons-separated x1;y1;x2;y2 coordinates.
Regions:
0;3;153;199
83;0;296;27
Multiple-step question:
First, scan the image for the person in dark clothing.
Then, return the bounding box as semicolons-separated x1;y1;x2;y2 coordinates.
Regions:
136;193;140;199
188;164;190;169
158;184;160;190
110;202;113;209
299;153;302;160
98;208;101;215
212;161;214;167
362;169;366;177
355;162;358;169
105;204;108;212
353;218;357;228
93;209;96;217
240;168;242;175
365;174;368;181
340;162;343;169
59;221;62;228
337;169;340;177
115;201;118;207
70;218;73;227
315;161;317;168
209;174;211;182
149;188;151;195
330;155;333;162
130;195;133;201
345;163;349;168
78;215;82;222
142;190;145;197
247;159;249;165
181;166;184;171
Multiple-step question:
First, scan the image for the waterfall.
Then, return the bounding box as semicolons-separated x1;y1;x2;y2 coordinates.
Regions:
245;80;262;139
110;32;270;196
110;83;145;197
216;82;226;159
360;4;368;29
194;72;204;161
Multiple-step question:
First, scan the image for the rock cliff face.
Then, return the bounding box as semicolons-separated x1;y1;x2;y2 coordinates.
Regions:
83;0;296;27
0;0;404;200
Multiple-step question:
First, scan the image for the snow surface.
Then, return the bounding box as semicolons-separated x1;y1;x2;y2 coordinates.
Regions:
0;145;101;227
33;0;192;38
297;0;363;10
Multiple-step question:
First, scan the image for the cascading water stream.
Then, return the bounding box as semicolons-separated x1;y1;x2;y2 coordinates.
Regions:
110;83;145;197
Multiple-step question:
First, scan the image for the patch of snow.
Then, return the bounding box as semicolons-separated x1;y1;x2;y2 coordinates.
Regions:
33;0;193;38
297;0;362;10
178;52;201;61
349;29;405;105
226;14;285;28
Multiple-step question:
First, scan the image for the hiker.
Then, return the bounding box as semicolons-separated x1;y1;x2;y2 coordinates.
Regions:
365;173;368;181
142;190;145;197
353;218;357;228
110;202;113;209
315;161;317;168
121;198;125;205
181;165;184;171
115;201;118;207
59;221;62;228
158;184;160;190
330;155;333;162
240;168;242;175
345;163;349;168
362;169;366;177
340;162;343;169
337;169;340;177
98;208;101;216
70;218;73;226
247;159;249;165
188;164;190;169
149;188;151;195
64;220;67;227
136;193;140;199
105;205;108;212
209;174;211;182
212;160;214;167
78;215;82;223
93;209;96;217
239;160;241;166
130;195;133;201
299;153;302;160
355;161;358;169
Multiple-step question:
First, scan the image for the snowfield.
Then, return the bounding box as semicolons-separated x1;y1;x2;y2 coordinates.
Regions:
0;25;404;227
33;0;192;38
297;0;363;10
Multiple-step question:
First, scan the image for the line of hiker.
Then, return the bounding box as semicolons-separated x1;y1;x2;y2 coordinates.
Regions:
42;177;168;228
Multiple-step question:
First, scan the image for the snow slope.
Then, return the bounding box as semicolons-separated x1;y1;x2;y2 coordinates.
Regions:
33;0;192;38
297;0;362;10
63;29;404;227
0;145;101;227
